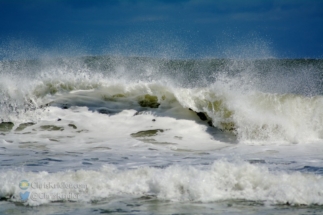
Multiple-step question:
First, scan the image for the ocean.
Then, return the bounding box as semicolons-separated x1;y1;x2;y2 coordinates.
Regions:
0;56;323;214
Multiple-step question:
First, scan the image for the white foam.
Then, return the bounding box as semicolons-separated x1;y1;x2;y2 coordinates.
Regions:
1;160;322;206
4;105;227;152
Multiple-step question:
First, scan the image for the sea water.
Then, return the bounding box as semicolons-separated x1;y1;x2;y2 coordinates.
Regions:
0;56;323;214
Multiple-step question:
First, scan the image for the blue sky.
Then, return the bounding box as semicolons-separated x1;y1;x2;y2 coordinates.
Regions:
0;0;322;59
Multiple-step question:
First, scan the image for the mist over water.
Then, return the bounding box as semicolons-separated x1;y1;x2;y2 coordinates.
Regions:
1;55;323;142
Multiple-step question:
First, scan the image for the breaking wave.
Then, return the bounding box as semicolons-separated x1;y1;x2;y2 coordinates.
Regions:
1;160;323;206
1;56;323;144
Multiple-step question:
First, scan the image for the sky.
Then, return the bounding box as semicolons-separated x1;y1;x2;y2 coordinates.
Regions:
0;0;322;59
